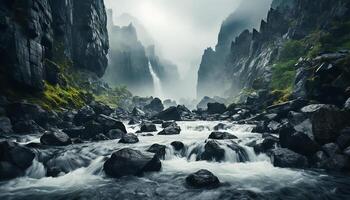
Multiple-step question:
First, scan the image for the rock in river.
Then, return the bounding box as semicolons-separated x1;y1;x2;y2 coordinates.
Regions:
104;148;161;177
186;169;220;188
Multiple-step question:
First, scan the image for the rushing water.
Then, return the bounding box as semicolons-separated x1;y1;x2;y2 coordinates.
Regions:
148;61;163;98
1;121;350;200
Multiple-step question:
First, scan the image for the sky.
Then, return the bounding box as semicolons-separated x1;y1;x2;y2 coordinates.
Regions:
103;0;272;99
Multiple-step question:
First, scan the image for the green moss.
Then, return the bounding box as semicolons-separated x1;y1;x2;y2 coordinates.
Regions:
271;88;293;105
94;86;132;108
271;59;297;91
279;40;307;61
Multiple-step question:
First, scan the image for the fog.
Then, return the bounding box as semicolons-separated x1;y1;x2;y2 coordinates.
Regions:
104;0;273;100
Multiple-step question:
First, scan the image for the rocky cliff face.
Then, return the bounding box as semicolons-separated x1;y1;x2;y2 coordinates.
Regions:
197;0;350;101
0;0;109;92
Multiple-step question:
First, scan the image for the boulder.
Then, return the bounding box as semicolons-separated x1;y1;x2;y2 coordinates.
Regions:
158;124;181;135
301;104;347;144
254;136;279;153
12;120;44;134
0;141;35;180
207;103;227;114
106;129;125;140
213;123;230;131
147;144;166;159
162;121;177;128
344;98;350;110
73;106;96;126
155;106;182;121
128;118;140;125
96;114;127;133
336;127;350;150
89;101;114;116
208;131;237;140
199;140;225;162
83;120;104;139
186;169;220;188
144;98;164;112
132;107;145;117
6;102;48;127
171;141;185;151
40;130;72;146
270;148;308;168
103;148;161;177
281;132;319;156
140;122;157;132
0;117;13;134
62;126;86;138
119;133;139;144
322;143;340;157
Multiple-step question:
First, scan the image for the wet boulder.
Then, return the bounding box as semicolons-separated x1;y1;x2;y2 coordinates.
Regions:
119;133;139;144
89;101;114;116
73;106;96;126
106;129;125;140
6;102;49;127
144;98;164;112
186;169;220;188
140;122;157;132
104;148;161;178
207;103;227;114
171;141;185;151
147;144;166;159
208;131;237;140
155;106;182;121
158;124;181;135
12;120;44;134
254;136;279;153
281;132;319;156
62;126;86;138
336;127;350;150
128;118;140;125
83;120;104;139
40;130;72;146
0;141;35;180
199;140;225;162
213;123;231;131
132;107;145;117
301;104;348;144
270;148;308;168
96;114;127;133
162;120;177;128
0;117;13;134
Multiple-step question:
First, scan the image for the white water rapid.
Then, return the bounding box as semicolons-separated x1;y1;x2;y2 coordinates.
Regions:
148;61;163;98
0;121;349;200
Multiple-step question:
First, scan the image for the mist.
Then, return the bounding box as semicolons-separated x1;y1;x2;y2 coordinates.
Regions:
104;0;273;100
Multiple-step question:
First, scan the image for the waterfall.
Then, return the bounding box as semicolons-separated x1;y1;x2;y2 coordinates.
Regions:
148;61;163;98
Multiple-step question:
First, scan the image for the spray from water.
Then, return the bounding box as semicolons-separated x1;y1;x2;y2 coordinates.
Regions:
148;61;163;98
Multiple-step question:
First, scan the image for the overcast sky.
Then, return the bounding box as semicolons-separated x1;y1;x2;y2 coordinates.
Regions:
104;0;272;99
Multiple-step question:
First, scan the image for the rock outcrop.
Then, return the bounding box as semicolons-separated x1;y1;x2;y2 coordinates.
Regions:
0;0;109;92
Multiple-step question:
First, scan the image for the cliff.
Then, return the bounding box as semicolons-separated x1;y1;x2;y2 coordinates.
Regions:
197;0;350;104
0;0;109;93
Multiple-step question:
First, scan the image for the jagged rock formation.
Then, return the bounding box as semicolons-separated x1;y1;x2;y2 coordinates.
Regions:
0;0;109;92
197;0;350;100
197;0;272;98
104;10;153;96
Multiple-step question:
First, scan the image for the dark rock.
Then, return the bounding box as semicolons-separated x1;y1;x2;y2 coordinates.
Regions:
0;141;35;180
207;103;227;114
158;124;181;135
199;140;225;162
336;127;350;150
13;120;44;134
344;98;350;110
40;130;72;146
270;148;308;168
323;154;350;171
171;141;185;151
0;117;13;134
45;60;60;85
93;133;109;141
155;106;182;121
147;144;166;159
6;102;48;126
128;118;140;125
251;121;268;133
62;126;86;138
96;114;127;133
267;121;283;133
186;169;220;188
73;106;96;126
152;120;163;124
282;132;319;156
106;129;125;140
162;121;177;128
132;107;145;117
46;166;62;177
322;143;340;157
119;133;139;144
103;148;161;177
302;104;347;144
83;120;104;139
343;146;350;156
89;101;114;116
144;98;164;112
208;131;237;140
254;136;279;153
140;122;157;132
213;123;230;130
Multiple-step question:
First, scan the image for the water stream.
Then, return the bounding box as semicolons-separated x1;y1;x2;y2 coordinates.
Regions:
1;121;350;200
